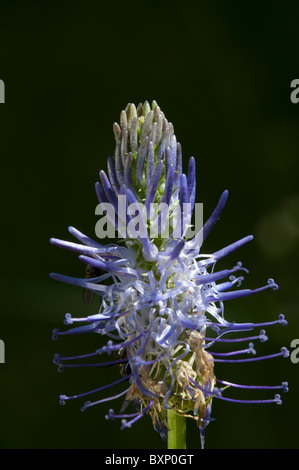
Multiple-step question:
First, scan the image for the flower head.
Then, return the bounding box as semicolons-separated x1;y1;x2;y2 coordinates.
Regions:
50;101;288;448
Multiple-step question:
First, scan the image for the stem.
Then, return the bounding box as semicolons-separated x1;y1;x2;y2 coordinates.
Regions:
167;409;186;449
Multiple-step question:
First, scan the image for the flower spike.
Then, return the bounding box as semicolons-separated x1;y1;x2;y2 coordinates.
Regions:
50;100;288;448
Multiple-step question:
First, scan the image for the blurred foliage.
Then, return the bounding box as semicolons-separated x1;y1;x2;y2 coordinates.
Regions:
0;0;298;449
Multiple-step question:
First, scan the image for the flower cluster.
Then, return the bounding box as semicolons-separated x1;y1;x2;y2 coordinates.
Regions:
50;101;288;448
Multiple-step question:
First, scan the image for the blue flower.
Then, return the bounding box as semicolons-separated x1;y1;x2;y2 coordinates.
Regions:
50;101;288;448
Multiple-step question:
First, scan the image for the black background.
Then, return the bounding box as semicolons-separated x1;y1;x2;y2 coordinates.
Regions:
0;0;298;449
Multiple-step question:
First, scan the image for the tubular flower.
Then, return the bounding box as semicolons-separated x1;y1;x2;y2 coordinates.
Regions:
50;101;288;448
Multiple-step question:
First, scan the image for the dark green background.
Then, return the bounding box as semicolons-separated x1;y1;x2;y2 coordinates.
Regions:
0;0;298;449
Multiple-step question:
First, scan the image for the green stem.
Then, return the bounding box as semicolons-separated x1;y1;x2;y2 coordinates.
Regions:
167;409;186;449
